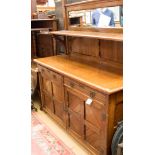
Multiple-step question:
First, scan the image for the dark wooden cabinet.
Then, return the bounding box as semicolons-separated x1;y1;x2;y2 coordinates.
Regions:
35;56;123;154
36;33;55;57
31;19;58;59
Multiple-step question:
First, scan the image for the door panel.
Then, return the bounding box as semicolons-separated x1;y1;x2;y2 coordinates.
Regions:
52;83;64;102
54;100;64;122
68;92;83;114
42;78;52;94
85;125;105;152
42;93;54;115
68;111;83;138
85;100;106;128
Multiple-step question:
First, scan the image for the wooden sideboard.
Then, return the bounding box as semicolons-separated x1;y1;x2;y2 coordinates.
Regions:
34;29;123;155
34;0;123;154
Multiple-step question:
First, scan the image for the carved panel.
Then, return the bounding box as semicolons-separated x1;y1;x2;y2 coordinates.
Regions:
68;92;83;113
85;125;105;152
42;78;52;95
85;100;106;128
52;83;64;102
68;112;83;138
69;37;99;57
100;40;123;64
54;100;65;122
42;93;54;114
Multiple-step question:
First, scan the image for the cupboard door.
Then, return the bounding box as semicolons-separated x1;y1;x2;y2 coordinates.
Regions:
64;78;107;152
65;87;84;139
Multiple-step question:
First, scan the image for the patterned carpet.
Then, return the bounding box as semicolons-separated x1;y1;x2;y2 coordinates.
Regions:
31;112;75;155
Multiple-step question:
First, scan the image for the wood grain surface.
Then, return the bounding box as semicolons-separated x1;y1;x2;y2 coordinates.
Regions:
34;55;122;94
50;30;123;41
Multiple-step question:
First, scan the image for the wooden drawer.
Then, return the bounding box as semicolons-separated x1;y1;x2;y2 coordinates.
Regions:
64;77;106;104
38;65;63;84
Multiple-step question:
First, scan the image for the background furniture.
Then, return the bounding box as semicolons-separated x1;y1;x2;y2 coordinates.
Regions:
31;18;58;109
31;19;58;58
34;0;123;154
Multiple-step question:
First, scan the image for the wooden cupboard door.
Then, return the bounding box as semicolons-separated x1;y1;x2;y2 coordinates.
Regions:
65;87;84;139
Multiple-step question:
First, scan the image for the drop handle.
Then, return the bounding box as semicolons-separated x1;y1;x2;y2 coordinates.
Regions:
85;98;93;105
70;82;74;88
53;74;57;79
90;91;96;98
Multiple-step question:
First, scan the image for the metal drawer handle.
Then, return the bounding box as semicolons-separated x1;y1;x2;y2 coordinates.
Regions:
53;74;57;79
70;82;74;88
79;84;85;89
90;91;96;98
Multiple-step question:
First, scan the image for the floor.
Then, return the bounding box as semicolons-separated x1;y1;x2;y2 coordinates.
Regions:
32;98;91;155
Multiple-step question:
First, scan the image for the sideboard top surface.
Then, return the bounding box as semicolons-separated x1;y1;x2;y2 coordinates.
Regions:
34;55;123;94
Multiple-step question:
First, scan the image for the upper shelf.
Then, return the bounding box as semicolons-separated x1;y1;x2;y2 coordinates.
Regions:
31;19;57;21
65;0;123;11
31;28;51;32
50;30;123;42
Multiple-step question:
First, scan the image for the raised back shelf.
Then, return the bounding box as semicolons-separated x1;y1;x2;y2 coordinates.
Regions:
50;30;123;41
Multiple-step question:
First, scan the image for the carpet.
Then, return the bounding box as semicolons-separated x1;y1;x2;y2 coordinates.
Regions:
31;112;75;155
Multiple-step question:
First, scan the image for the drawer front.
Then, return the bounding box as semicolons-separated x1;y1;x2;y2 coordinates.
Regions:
64;77;106;104
38;65;63;84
